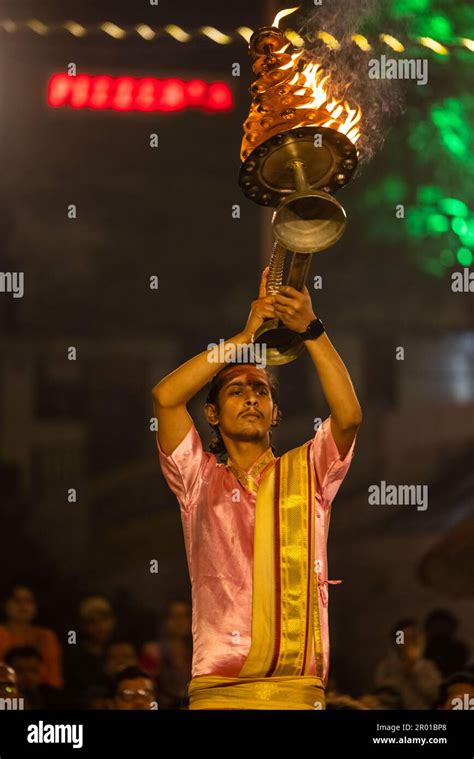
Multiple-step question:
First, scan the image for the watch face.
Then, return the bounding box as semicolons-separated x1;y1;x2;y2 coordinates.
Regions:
308;319;324;338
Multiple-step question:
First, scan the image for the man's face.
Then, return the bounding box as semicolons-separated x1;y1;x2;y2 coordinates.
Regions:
82;611;116;644
398;626;425;661
104;644;138;677
115;677;156;710
9;656;41;691
5;587;37;625
206;366;276;445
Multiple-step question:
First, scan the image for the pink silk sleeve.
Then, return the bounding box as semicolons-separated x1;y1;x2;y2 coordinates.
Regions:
156;422;208;513
311;415;357;505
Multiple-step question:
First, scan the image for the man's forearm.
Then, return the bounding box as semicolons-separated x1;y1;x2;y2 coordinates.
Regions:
152;331;251;408
304;332;362;429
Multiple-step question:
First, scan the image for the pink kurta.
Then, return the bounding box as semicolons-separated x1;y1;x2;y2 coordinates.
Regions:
157;416;356;682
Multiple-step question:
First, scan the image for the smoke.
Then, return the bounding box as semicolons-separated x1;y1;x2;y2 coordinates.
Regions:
296;0;405;164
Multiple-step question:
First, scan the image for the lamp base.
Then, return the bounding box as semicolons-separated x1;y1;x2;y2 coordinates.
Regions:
239;125;357;208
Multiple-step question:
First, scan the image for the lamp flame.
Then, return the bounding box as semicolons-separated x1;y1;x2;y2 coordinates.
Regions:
284;53;362;143
271;7;300;29
241;13;363;161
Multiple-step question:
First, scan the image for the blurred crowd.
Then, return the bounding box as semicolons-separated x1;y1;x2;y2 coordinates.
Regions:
0;584;473;711
0;586;191;710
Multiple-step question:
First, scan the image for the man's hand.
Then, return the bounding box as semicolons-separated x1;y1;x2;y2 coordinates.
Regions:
242;267;276;341
274;285;317;334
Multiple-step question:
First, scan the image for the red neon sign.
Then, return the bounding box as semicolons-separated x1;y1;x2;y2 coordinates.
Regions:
47;73;234;112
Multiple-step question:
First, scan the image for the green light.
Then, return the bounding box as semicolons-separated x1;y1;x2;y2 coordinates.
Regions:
439;198;468;217
362;176;407;208
459;219;474;247
382;176;406;203
407;209;427;237
432;109;450;129
457;247;473;266
460;231;474;247
430;100;472;161
426;214;449;233
442;133;468;158
418;256;444;278
415;14;453;41
452;218;468;236
417;186;443;204
439;249;455;266
391;0;431;16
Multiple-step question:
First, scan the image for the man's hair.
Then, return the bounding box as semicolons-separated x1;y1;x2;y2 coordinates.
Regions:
205;362;283;463
4;583;36;602
5;646;43;665
425;608;458;635
111;666;152;697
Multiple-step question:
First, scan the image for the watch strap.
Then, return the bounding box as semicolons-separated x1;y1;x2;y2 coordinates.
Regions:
300;317;325;341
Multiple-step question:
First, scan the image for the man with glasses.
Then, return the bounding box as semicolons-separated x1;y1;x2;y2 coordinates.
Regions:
112;666;157;710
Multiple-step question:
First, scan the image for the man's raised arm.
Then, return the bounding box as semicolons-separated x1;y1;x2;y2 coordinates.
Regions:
152;268;276;455
273;284;362;459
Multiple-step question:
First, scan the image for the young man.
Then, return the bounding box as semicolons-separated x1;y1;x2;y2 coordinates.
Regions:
153;268;362;709
112;667;157;711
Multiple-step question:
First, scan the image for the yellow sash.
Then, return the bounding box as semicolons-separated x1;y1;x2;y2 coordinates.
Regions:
189;440;324;709
188;674;325;710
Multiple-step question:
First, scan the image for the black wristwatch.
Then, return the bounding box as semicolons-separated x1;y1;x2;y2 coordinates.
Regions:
299;317;325;341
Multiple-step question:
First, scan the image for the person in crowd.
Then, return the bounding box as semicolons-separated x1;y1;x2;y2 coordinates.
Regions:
374;618;441;709
63;595;117;707
0;585;62;688
111;666;157;711
359;685;404;710
0;661;21;707
140;599;192;709
103;641;139;679
435;671;474;710
4;646;62;709
424;608;470;678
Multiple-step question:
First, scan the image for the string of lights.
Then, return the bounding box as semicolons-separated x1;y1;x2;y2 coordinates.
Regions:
0;18;472;55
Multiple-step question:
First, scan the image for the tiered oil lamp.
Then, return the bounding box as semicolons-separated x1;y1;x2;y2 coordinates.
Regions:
239;19;361;364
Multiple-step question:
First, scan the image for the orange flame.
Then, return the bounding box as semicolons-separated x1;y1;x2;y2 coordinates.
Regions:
240;15;362;161
289;53;362;144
